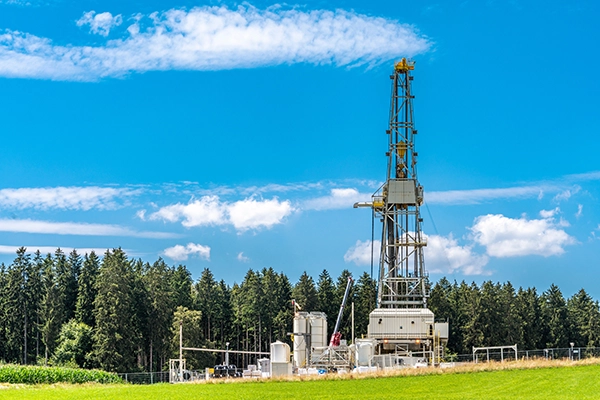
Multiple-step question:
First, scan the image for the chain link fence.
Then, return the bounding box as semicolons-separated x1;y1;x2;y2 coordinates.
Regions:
451;346;600;363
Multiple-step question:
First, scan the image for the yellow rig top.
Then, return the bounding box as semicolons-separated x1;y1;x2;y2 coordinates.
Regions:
394;58;415;72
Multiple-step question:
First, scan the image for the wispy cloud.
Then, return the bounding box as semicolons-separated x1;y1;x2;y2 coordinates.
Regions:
0;186;137;210
0;218;176;238
303;188;371;211
426;185;549;205
0;5;431;81
237;252;250;262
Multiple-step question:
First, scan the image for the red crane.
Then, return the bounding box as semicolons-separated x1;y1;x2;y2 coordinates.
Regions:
329;277;353;347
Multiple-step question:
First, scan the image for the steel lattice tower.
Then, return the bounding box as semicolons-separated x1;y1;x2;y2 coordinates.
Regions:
356;58;428;309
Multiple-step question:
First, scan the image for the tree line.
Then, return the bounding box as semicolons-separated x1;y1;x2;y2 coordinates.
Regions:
0;247;374;372
429;278;600;355
0;247;598;372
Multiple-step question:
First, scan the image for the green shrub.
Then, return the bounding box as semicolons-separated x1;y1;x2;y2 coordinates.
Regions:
0;364;122;384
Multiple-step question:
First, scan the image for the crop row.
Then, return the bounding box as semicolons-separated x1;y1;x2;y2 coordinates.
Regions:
0;364;122;384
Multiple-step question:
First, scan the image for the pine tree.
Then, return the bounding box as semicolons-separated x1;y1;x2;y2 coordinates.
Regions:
292;271;318;311
75;251;100;327
354;272;376;338
171;265;193;309
194;268;218;342
541;284;570;348
39;253;61;364
0;263;8;361
92;249;141;372
4;247;31;363
143;258;175;372
316;269;337;334
515;287;544;349
567;289;600;348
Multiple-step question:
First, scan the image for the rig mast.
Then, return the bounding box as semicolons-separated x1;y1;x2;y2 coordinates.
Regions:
355;58;428;309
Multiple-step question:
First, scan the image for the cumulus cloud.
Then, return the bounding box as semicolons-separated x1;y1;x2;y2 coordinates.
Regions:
147;195;293;232
0;218;176;238
163;242;210;261
345;235;489;275
148;196;225;227
0;5;431;81
470;214;575;257
76;11;123;36
425;234;489;275
303;188;371;210
344;240;380;266
228;197;293;231
237;252;249;262
0;186;135;210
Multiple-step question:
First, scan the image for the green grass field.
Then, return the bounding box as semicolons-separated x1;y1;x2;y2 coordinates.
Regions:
2;363;599;400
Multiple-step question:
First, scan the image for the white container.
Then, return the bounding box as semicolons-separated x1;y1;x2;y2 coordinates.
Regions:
309;313;328;349
271;362;292;377
271;341;290;363
355;339;376;367
293;313;308;367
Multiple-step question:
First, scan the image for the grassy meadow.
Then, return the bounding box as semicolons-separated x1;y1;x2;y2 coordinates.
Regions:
2;360;599;400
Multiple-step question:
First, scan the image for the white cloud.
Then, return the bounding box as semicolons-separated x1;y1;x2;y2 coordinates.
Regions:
539;207;560;218
237;252;249;262
163;242;210;261
0;5;430;81
576;204;583;219
303;188;371;210
426;185;548;205
345;235;489;275
228;198;293;231
76;11;123;36
470;214;575;257
344;240;380;266
148;196;225;227
0;186;136;210
424;234;489;276
0;218;176;238
552;186;580;203
0;245;110;256
147;195;293;232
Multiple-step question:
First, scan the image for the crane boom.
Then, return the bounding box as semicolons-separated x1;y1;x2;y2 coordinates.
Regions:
329;277;353;347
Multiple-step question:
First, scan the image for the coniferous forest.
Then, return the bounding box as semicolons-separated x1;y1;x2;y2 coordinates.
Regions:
1;247;598;372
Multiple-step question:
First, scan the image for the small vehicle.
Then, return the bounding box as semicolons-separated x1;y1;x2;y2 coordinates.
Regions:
213;364;241;378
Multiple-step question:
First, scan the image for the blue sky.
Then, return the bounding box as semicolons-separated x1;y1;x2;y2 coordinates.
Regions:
0;0;599;298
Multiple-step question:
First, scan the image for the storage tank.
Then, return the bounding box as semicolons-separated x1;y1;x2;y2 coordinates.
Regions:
270;341;290;363
309;312;328;349
293;312;309;367
355;339;376;367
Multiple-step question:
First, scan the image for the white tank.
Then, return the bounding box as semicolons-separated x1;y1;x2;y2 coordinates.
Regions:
356;339;375;366
309;312;328;349
293;312;308;367
270;341;290;363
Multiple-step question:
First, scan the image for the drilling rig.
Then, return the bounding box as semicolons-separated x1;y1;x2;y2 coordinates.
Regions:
354;59;448;367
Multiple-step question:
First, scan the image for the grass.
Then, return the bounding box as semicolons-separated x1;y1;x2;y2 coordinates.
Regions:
2;359;600;399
